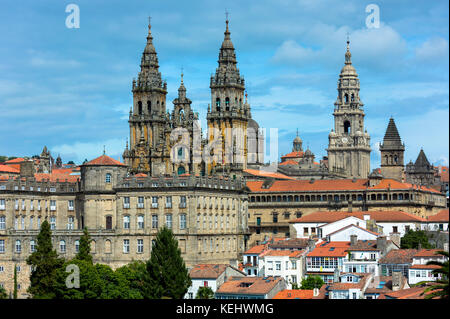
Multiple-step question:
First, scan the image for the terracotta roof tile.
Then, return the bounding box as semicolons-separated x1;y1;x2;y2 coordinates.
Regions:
0;165;20;173
189;264;230;279
379;249;418;264
216;276;283;296
281;151;304;159
414;249;445;258
244;244;268;255
273;289;314;299
83;155;126;166
307;241;350;257
290;210;426;224
261;249;303;258
244;169;296;180
427;209;449;222
246;178;441;193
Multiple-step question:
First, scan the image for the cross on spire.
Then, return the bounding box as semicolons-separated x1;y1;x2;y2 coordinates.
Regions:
225;9;229;21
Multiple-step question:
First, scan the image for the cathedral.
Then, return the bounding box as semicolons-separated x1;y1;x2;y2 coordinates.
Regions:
122;19;264;179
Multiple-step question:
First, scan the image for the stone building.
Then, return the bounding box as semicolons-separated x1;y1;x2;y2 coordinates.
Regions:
246;176;446;247
327;39;371;179
0;154;250;298
405;149;440;188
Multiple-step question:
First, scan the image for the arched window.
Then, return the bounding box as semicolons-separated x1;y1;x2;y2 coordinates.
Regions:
60;240;66;253
344;94;349;103
179;109;185;121
394;155;398;164
105;216;112;230
216;98;221;111
15;240;21;253
178;166;186;176
147;101;151;114
105;173;111;183
351;93;355;102
105;240;112;254
344;121;351;134
225;97;230;111
138;101;142;115
177;147;183;159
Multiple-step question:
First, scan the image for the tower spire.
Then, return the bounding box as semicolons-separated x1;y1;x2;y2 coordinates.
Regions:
345;33;352;65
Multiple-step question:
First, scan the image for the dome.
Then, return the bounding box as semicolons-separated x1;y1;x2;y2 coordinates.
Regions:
294;136;302;143
248;118;259;129
340;64;357;76
305;149;313;156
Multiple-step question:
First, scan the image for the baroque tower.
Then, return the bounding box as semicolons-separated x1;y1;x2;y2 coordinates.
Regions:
124;20;169;175
206;18;256;177
379;117;405;181
327;38;371;178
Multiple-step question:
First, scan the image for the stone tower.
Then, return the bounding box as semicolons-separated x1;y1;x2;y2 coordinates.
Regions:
379;117;405;181
124;20;169;175
206;18;253;177
405;149;437;187
293;129;303;152
327;38;371;178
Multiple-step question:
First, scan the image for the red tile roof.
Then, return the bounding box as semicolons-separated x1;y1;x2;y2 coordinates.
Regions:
413;249;446;258
244;244;268;255
307;241;350;257
189;264;231;279
427;209;449;222
3;158;25;164
379;249;419;264
0;164;20;173
279;160;298;166
216;276;283;296
246;178;441;193
281;151;304;159
34;172;80;183
410;264;441;269
83;155;126;166
382;283;440;299
273;289;314;299
290;210;426;224
260;249;303;258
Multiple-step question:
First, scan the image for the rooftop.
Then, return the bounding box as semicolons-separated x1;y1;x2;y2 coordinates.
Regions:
216;276;283;296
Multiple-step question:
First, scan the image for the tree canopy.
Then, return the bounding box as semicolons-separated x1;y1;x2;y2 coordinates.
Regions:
400;229;434;249
300;275;324;290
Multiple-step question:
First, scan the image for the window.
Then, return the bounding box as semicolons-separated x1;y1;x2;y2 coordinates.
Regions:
123;239;130;253
67;216;74;230
393;226;398;233
276;262;281;271
152;215;158;228
0;199;5;210
123;197;130;209
105;173;111;183
75;240;79;253
267;261;273;270
273;213;278;223
137;215;144;229
0;216;5;230
30;200;34;211
152;196;158;208
21;215;25;230
50;216;56;230
105;216;112;230
50;200;56;211
37;216;41;229
137;197;144;208
180;214;186;230
60;240;66;253
0;240;4;253
180;196;187;208
68;200;74;211
165;214;172;229
165;196;172;208
15;240;21;253
29;216;34;229
123;215;130;229
291;261;297;270
30;240;36;253
137;239;144;253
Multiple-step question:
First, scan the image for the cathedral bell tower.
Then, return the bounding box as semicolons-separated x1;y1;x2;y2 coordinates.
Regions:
327;38;371;178
206;18;252;176
124;20;168;175
380;117;405;182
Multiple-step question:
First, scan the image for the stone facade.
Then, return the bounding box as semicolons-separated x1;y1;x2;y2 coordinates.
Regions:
379;118;405;182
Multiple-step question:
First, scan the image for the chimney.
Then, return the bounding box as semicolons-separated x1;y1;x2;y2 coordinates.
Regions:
333;268;340;283
392;270;402;292
307;238;315;251
377;236;387;256
348;199;352;213
418;242;422;250
350;234;357;246
20;160;35;177
390;233;401;248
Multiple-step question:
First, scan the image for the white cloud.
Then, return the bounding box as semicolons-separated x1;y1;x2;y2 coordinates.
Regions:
415;37;449;63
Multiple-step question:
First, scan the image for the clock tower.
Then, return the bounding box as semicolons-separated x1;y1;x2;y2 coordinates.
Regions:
327;38;371;178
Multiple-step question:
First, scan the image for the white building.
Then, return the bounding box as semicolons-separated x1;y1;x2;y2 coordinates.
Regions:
242;244;267;276
425;209;449;232
185;264;246;299
326;224;379;242
261;250;304;289
408;249;448;285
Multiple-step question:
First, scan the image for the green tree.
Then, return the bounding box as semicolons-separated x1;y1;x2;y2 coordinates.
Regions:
26;220;65;299
400;229;434;249
300;275;324;290
115;261;148;299
195;286;214;299
13;265;17;299
76;227;93;263
67;161;75;165
145;227;191;299
422;250;449;299
0;285;7;299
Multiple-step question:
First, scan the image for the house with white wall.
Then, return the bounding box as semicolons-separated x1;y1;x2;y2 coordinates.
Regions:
408;249;448;285
425;209;449;232
185;264;246;299
261;250;304;289
327;272;374;299
326;224;379;242
242;244;267;277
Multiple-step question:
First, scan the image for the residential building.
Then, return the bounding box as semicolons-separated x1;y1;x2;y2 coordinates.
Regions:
185;264;246;299
408;249;448;285
260;249;304;289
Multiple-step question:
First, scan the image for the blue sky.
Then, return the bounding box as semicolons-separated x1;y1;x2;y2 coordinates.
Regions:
0;0;448;169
